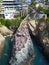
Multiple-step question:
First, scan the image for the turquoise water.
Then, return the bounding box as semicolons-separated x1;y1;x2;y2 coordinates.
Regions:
0;36;11;65
31;37;49;65
0;36;49;65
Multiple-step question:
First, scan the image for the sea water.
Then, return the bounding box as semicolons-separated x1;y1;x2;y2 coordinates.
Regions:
31;36;49;65
0;36;49;65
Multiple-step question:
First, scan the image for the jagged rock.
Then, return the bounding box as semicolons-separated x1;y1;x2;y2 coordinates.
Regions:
28;18;49;57
28;20;38;36
0;33;5;56
0;25;13;36
9;19;34;65
37;19;49;44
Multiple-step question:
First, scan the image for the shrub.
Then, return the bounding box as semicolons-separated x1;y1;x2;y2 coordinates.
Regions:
38;6;44;11
21;16;26;20
14;14;21;18
38;6;49;16
46;17;49;22
14;19;21;28
0;18;6;26
31;2;37;6
0;18;21;29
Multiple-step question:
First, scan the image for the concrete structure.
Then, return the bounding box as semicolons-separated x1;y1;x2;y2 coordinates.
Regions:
44;2;49;9
0;0;30;19
2;0;22;19
20;3;28;16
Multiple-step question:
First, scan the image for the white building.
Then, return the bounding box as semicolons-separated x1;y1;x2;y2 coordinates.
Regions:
1;0;30;19
2;0;22;19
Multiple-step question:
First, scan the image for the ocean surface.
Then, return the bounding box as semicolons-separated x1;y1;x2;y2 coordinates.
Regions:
0;36;11;65
0;36;49;65
31;36;49;65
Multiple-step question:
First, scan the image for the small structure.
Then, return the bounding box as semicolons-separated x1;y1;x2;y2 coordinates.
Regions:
44;2;49;9
30;8;47;19
20;3;28;16
2;0;22;19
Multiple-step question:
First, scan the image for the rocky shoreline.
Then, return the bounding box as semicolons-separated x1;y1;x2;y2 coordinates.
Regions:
9;17;34;65
28;18;49;59
0;25;13;57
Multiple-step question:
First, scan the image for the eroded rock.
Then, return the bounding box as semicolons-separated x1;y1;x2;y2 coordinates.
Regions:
0;25;13;36
9;19;34;65
28;17;49;57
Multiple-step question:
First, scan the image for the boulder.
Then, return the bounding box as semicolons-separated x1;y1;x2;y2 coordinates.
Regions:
0;25;13;36
28;20;38;36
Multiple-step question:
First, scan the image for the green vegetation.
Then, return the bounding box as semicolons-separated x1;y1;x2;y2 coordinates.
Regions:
45;0;48;2
38;6;49;24
31;2;37;6
38;6;49;16
21;15;26;20
46;17;49;22
0;18;21;29
38;6;49;22
14;14;26;20
14;14;21;18
0;14;26;29
0;0;2;2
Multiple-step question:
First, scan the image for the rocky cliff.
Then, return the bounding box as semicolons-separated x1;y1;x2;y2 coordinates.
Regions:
0;25;13;57
0;25;13;36
28;18;49;58
9;17;34;65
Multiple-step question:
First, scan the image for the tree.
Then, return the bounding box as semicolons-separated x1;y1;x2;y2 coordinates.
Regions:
45;0;48;2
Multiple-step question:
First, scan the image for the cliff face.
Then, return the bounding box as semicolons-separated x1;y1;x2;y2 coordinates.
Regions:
0;25;13;36
28;20;38;36
37;20;49;45
0;25;13;57
9;18;34;65
28;18;49;57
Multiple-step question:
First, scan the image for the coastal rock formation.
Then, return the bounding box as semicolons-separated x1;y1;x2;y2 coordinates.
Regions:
0;25;13;36
28;18;49;57
37;19;49;44
0;33;5;56
9;19;34;65
28;19;38;36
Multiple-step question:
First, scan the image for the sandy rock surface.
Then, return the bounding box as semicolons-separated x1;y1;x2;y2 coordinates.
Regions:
0;25;13;36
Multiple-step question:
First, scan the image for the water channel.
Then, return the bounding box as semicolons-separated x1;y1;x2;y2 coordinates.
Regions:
0;36;49;65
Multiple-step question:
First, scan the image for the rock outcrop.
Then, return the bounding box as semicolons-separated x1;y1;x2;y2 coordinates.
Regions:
28;18;49;58
28;19;38;36
9;18;34;65
0;33;5;56
0;25;13;36
0;25;13;57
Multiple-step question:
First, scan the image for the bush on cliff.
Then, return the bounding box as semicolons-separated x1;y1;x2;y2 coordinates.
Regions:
38;6;49;16
21;16;26;20
31;2;37;6
0;18;6;25
14;14;21;18
0;18;21;29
